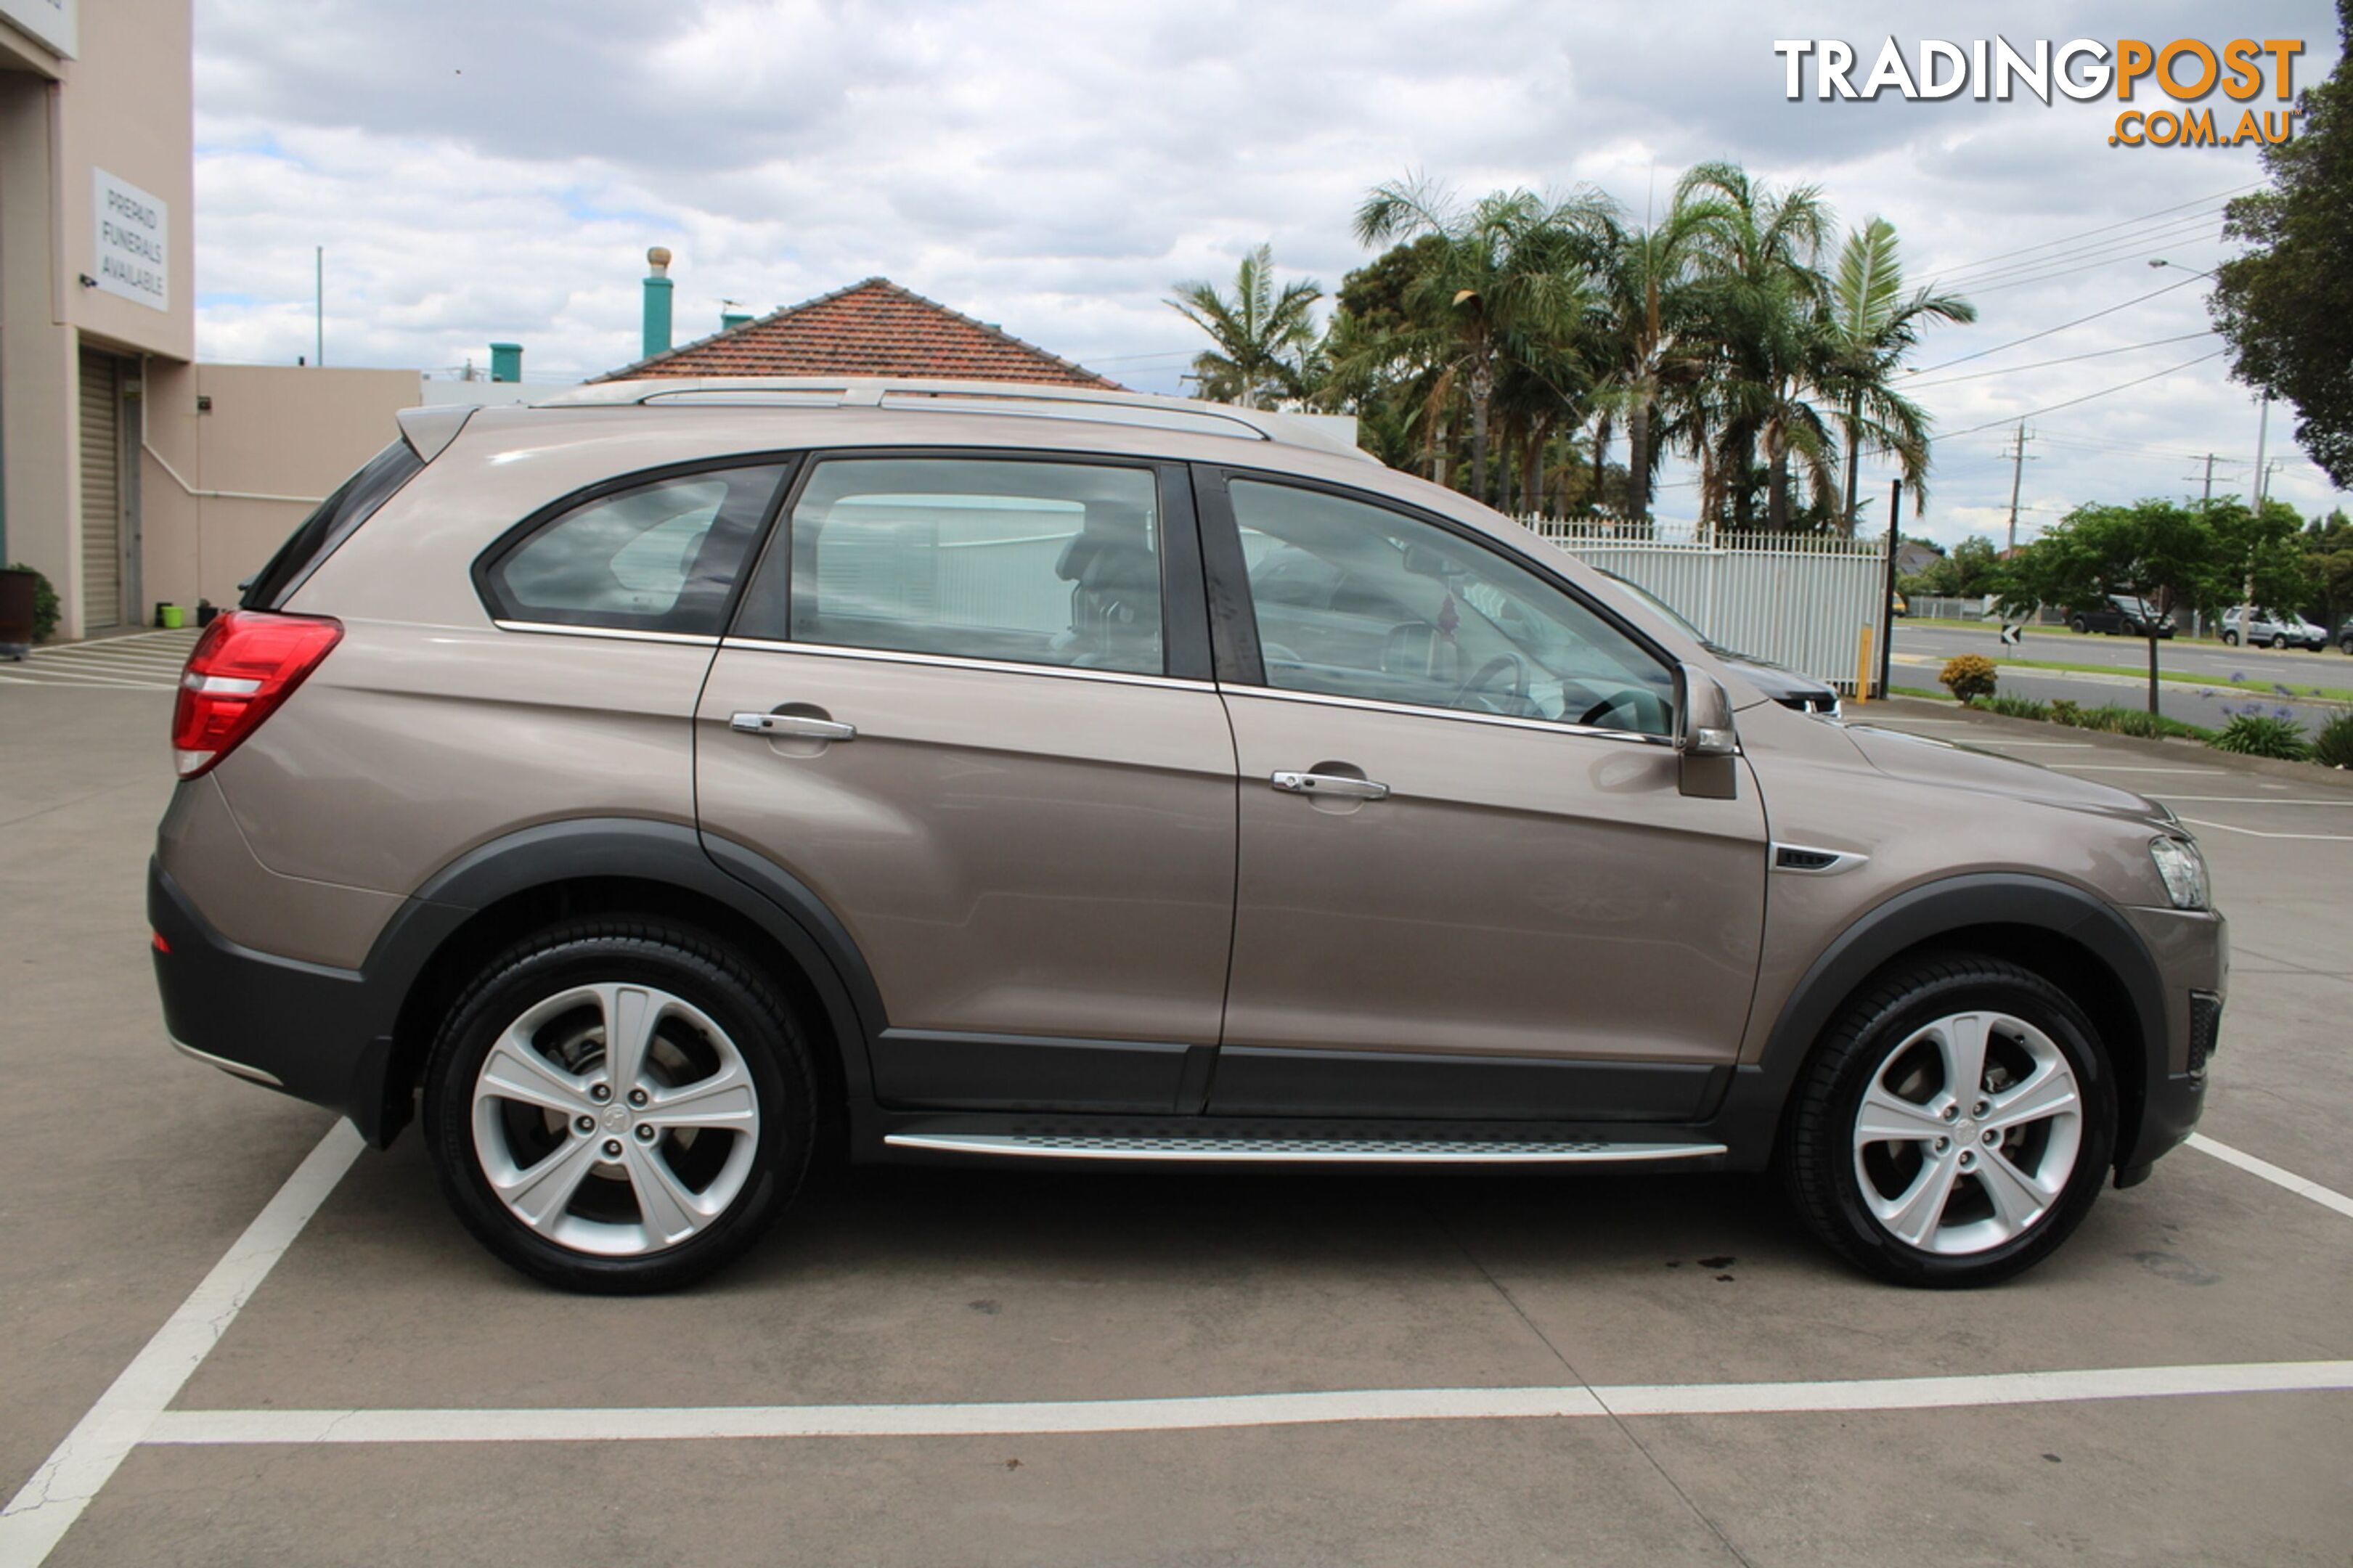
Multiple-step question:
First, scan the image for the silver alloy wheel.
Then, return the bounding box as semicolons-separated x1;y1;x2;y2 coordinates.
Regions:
470;982;762;1257
1851;1010;2084;1256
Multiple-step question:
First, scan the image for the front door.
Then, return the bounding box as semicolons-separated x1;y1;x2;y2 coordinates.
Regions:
1199;472;1769;1121
696;453;1236;1114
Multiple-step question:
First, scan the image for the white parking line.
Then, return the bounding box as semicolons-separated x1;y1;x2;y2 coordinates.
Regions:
2148;797;2353;807
0;1122;362;1568
2176;817;2353;842
140;1360;2353;1446
2190;1135;2353;1220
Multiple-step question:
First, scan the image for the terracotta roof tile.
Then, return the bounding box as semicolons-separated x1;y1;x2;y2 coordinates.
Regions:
598;277;1121;388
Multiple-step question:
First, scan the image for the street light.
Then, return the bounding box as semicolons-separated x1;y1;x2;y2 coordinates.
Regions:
2152;258;2269;640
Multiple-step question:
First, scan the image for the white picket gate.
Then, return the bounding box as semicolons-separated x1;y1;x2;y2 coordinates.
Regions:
1521;518;1892;694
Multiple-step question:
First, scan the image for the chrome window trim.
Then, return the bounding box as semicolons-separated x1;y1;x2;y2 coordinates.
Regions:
492;619;722;647
1222;682;1677;746
720;636;1215;693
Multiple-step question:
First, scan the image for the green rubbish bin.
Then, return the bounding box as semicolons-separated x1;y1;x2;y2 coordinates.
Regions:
158;604;184;629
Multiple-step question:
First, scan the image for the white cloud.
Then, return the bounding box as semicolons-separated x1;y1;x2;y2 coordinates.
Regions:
192;0;2348;532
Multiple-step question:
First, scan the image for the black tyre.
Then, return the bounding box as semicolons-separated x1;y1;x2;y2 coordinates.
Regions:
2222;631;2238;646
423;918;816;1293
2068;616;2088;634
1782;954;2116;1288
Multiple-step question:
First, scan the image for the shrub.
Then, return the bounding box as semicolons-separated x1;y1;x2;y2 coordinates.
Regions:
1982;693;2050;721
2208;714;2312;761
1939;653;1998;705
2048;698;2083;726
7;563;58;643
2308;711;2353;769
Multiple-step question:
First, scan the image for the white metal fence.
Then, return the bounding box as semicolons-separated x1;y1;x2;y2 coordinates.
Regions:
1522;518;1891;693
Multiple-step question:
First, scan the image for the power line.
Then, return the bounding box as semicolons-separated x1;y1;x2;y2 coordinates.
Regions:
1920;182;2259;280
1932;208;2230;292
1904;330;2215;389
1958;242;2224;298
1906;273;2208;375
1940;348;2227;439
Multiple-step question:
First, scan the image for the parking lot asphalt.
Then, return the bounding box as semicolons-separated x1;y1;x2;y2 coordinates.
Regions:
4;679;2350;1567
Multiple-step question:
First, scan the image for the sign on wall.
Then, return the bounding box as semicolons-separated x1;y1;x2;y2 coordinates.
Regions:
0;0;75;57
93;170;168;312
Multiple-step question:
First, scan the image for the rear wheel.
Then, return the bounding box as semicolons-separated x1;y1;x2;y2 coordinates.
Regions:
1782;955;2116;1287
2222;630;2239;646
423;920;815;1292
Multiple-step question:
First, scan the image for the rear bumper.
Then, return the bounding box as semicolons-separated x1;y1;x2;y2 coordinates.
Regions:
149;858;402;1142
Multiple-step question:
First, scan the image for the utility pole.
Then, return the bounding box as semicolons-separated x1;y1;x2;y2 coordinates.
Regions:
2003;422;2030;553
1878;477;1901;700
2201;454;2215;505
314;247;325;369
2252;396;2271;508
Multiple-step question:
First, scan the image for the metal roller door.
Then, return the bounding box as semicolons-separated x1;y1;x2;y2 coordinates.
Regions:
78;347;126;631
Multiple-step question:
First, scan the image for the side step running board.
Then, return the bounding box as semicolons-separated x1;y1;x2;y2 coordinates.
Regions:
883;1132;1727;1164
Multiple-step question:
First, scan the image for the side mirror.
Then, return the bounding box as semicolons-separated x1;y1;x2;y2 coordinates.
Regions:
1675;666;1740;799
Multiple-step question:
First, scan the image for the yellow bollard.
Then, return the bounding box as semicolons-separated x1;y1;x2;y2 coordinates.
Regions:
1854;624;1873;703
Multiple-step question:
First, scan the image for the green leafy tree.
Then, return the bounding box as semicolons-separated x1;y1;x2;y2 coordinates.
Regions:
2211;0;2353;487
1820;218;1975;534
2299;508;2353;626
1167;244;1323;409
2205;496;2318;622
1585;196;1720;522
2000;501;2232;713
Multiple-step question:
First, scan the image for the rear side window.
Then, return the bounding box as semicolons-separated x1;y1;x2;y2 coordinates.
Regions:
240;440;423;609
479;465;786;635
730;457;1165;675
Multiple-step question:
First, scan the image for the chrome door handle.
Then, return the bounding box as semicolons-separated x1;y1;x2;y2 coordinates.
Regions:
1271;769;1387;801
732;711;856;741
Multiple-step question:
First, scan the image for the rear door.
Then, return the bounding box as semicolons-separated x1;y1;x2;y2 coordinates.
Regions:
696;452;1236;1114
1197;470;1769;1121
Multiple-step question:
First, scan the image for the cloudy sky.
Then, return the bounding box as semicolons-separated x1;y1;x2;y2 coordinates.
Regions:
191;1;2346;546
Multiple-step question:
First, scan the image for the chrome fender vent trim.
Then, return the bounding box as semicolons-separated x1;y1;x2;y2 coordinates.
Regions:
1772;843;1869;875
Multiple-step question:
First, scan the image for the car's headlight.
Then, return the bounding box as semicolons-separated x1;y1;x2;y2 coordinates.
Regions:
2149;836;2209;910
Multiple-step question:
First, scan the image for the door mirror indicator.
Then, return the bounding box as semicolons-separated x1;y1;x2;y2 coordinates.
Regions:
1675;666;1740;799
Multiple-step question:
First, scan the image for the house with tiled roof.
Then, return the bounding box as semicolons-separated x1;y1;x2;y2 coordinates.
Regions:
599;270;1122;389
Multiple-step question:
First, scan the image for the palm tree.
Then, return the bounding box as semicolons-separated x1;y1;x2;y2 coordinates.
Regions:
1166;244;1323;409
1676;161;1836;530
1586;192;1724;523
1353;177;1604;505
1821;218;1976;534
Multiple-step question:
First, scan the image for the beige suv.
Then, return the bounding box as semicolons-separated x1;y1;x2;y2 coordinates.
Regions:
151;379;2224;1292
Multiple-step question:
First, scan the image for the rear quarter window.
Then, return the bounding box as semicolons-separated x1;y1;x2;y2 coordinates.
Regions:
476;464;788;636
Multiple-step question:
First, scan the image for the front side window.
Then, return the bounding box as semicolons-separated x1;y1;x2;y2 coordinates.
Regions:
481;465;786;634
1228;479;1676;737
733;457;1165;675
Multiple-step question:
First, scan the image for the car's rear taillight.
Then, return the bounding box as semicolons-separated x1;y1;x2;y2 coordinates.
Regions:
171;611;343;779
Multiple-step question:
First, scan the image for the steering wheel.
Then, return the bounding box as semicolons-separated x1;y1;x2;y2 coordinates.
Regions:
1577;690;1640;729
1452;653;1530;711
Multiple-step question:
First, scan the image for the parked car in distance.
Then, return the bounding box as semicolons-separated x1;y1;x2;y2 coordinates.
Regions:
2219;606;2328;650
2067;594;2174;638
151;377;2224;1295
1891;590;1909;618
1594;569;1842;718
2339;616;2353;655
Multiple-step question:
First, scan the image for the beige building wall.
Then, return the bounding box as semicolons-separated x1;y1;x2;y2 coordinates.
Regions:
1;0;194;637
141;363;422;612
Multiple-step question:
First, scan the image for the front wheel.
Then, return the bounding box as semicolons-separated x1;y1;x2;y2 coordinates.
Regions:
2068;616;2088;634
1782;955;2116;1288
423;920;815;1292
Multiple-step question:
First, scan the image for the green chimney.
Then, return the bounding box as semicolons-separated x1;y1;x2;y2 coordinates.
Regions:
721;311;751;332
643;247;674;361
489;343;522;383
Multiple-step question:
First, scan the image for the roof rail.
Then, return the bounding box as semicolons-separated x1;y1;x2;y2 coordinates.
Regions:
532;377;1373;462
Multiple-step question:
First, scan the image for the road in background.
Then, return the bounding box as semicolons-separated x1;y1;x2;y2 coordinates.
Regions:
1893;619;2350;735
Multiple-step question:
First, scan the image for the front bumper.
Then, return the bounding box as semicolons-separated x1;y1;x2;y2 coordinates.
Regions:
2116;905;2227;1176
149;858;402;1140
